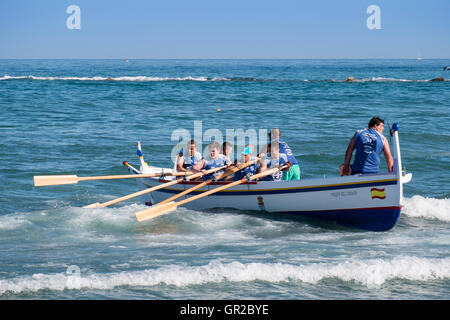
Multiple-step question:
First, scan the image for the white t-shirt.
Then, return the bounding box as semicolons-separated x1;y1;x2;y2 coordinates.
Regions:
178;150;202;170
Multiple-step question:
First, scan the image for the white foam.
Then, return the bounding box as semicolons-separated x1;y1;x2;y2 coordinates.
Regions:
403;196;450;222
1;256;449;294
0;75;229;82
67;205;138;225
2;75;445;82
366;77;414;82
0;214;32;230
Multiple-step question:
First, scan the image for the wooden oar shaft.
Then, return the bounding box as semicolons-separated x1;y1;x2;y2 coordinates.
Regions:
83;165;227;208
177;165;287;206
148;164;229;205
177;179;244;206
157;159;258;205
158;181;209;205
84;179;180;208
33;171;194;187
135;164;287;222
79;174;155;182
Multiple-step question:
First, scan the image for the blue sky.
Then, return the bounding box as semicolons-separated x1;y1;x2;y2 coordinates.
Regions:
0;0;449;59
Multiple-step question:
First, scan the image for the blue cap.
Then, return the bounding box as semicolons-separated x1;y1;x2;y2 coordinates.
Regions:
241;146;253;155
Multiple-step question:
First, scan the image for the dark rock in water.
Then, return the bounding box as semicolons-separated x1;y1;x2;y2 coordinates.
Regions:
430;77;445;82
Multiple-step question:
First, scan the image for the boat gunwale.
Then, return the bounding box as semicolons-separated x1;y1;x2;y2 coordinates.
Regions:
138;169;399;195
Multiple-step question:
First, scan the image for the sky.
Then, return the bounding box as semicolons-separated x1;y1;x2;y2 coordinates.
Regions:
0;0;449;59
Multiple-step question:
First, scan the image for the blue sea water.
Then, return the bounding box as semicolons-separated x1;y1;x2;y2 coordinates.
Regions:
0;59;449;299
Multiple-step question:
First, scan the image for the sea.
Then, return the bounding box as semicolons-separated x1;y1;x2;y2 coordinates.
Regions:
0;59;449;300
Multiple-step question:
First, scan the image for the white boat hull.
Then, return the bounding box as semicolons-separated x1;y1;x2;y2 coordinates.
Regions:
136;171;406;231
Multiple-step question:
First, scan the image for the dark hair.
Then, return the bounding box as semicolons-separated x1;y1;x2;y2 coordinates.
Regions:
189;139;196;145
368;117;384;128
269;128;281;139
223;141;233;148
269;141;280;150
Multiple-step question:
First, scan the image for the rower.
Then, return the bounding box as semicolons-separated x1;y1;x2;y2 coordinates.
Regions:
233;146;260;181
176;139;203;173
260;142;291;181
196;142;230;181
269;128;300;180
222;141;233;163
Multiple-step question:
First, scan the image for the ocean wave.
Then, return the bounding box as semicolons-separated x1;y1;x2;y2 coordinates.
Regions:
402;196;450;222
330;77;448;82
1;196;448;235
0;74;446;82
0;205;139;238
1;256;449;294
0;215;32;230
0;75;233;82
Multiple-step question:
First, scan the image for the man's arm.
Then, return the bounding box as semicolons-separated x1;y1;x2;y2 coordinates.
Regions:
258;158;268;174
258;143;268;157
383;138;394;172
342;134;356;176
192;159;205;172
176;156;188;172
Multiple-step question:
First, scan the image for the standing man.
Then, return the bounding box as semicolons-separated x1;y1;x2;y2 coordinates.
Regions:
341;117;394;175
269;128;300;180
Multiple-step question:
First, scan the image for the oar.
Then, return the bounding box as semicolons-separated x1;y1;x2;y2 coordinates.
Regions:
135;164;288;222
156;158;259;206
82;165;227;208
33;170;195;187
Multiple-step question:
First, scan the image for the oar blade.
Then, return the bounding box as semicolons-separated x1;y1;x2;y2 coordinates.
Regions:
33;175;79;187
82;202;101;209
135;201;178;222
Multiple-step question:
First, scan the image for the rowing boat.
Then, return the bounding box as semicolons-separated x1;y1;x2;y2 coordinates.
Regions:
133;124;411;231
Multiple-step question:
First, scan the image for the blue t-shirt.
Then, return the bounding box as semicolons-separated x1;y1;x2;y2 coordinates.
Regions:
202;155;227;181
351;128;385;174
262;153;287;181
234;163;260;181
271;139;298;165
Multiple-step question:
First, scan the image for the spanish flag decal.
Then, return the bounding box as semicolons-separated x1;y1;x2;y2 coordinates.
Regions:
371;188;386;199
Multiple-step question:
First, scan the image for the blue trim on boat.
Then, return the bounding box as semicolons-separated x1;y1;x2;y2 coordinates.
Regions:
147;179;398;196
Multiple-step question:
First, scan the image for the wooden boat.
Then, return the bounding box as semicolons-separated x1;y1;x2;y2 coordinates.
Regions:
134;124;412;231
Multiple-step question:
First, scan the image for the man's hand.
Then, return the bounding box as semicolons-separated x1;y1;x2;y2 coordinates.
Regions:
341;164;351;176
234;161;243;169
282;161;292;172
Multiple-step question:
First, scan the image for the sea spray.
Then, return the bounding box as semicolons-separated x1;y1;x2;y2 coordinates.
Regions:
1;75;447;82
403;196;450;222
